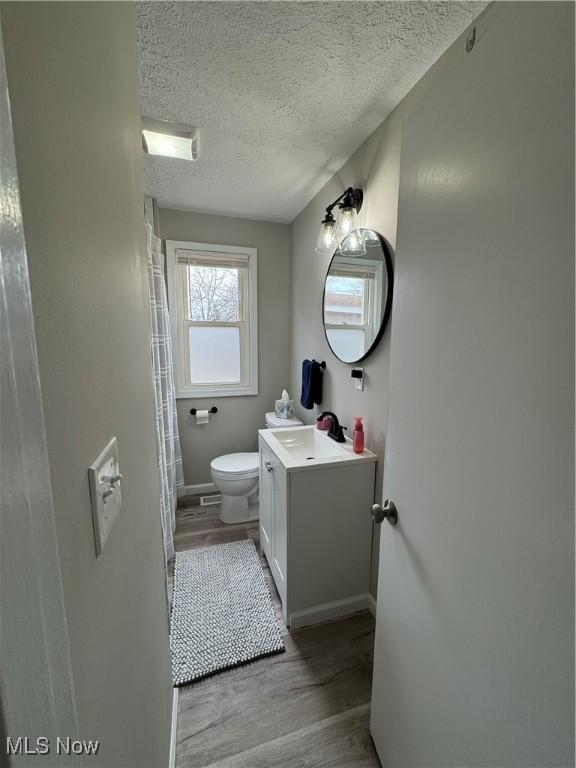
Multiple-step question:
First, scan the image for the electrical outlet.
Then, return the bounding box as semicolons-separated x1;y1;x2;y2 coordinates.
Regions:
351;367;364;391
88;437;122;556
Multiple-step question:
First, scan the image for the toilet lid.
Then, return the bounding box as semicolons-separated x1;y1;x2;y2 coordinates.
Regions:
211;452;259;475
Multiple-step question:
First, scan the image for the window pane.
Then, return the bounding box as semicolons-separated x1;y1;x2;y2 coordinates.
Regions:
188;326;241;384
326;328;366;362
324;275;365;325
186;265;240;321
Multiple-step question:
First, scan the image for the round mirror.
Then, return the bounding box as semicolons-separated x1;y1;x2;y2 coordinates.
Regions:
323;228;393;364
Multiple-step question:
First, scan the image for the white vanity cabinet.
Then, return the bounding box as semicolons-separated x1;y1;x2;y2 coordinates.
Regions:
258;427;377;630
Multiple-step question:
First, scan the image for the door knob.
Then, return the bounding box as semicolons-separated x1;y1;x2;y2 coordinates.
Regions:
264;461;273;472
371;500;398;527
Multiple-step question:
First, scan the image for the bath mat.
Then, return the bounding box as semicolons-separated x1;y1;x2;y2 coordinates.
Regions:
170;539;284;685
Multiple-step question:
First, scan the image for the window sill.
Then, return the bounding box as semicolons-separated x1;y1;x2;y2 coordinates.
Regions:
176;385;258;399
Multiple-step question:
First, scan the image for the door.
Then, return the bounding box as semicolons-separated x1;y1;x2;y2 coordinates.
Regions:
370;5;574;767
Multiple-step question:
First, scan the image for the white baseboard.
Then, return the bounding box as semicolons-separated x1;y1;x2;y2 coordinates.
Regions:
169;687;178;768
180;482;217;497
289;593;373;631
367;593;377;618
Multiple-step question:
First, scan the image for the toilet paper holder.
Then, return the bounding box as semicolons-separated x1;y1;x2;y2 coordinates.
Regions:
190;407;218;415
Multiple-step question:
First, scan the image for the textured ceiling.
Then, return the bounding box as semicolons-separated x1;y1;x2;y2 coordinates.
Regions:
137;1;487;223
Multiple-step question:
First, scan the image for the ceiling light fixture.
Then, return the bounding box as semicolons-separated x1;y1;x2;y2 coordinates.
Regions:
315;187;364;255
141;117;199;161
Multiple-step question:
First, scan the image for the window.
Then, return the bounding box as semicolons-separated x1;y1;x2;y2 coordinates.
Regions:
166;241;258;398
324;259;382;362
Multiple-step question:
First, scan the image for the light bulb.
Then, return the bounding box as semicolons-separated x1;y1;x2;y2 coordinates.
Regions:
338;206;356;237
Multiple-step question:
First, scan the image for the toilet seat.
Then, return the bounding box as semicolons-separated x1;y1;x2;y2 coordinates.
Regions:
210;452;259;478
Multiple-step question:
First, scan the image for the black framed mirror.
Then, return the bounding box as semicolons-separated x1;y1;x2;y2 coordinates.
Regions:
322;228;393;364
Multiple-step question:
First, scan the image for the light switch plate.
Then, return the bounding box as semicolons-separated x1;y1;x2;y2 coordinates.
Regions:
88;437;122;556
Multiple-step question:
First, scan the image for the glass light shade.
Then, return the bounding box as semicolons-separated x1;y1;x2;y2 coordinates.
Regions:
338;205;358;238
315;218;340;254
339;228;367;257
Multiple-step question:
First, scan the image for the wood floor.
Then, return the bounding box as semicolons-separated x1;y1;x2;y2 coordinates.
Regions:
172;501;382;768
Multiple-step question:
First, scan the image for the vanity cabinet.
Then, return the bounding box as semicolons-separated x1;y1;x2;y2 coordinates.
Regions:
258;429;377;630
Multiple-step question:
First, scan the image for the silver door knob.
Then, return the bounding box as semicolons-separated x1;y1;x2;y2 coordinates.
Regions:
264;461;273;472
371;500;398;527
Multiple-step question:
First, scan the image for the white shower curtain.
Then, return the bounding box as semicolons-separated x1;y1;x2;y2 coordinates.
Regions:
146;223;184;564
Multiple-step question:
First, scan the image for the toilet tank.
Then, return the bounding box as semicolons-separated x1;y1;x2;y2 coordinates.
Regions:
264;412;303;429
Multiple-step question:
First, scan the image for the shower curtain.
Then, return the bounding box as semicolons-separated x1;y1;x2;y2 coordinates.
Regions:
146;223;184;564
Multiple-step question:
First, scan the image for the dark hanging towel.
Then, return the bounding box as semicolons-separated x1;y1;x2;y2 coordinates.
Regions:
300;359;323;409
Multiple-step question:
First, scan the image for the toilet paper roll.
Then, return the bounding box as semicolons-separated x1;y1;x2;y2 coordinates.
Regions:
195;409;210;425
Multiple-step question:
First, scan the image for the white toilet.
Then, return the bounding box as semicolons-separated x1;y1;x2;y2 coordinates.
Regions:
210;411;303;524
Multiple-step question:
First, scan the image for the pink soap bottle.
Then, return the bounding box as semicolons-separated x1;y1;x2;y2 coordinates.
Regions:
352;417;364;454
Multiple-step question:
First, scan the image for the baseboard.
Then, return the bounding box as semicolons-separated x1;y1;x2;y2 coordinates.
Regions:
367;593;377;618
181;482;217;497
169;687;178;768
289;593;372;631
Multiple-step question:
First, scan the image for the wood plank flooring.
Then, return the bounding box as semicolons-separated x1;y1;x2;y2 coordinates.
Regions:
172;501;381;768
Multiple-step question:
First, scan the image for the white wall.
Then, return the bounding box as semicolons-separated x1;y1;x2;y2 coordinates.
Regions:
289;6;490;596
159;208;290;488
2;3;173;765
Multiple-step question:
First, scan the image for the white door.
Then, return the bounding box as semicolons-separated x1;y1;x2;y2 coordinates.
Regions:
370;5;574;767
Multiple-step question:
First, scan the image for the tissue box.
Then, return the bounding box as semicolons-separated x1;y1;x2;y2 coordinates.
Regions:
275;399;294;419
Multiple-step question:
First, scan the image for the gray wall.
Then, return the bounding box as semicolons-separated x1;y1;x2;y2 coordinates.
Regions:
289;8;489;596
0;18;79;760
159;208;290;488
2;3;173;766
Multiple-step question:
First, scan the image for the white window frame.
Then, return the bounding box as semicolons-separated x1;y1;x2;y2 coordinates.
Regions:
166;240;258;399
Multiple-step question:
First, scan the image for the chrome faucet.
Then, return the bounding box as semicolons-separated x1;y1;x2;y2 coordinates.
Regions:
318;411;347;443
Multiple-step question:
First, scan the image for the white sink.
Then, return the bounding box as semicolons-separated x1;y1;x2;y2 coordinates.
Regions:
271;427;342;460
259;425;377;472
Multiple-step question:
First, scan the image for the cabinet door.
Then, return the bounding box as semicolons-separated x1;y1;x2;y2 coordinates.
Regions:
271;452;287;601
258;440;273;559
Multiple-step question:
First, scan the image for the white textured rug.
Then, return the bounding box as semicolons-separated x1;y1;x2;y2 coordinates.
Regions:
170;539;284;686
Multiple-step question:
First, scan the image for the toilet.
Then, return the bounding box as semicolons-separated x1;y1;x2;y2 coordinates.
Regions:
210;411;303;524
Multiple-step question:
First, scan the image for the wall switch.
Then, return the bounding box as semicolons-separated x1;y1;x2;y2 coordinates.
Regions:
351;367;364;391
88;437;122;556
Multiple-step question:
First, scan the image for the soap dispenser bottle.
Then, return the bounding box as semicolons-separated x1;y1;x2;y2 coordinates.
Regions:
352;417;364;454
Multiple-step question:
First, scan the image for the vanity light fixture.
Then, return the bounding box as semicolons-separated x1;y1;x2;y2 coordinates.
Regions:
315;187;363;254
141;116;199;161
